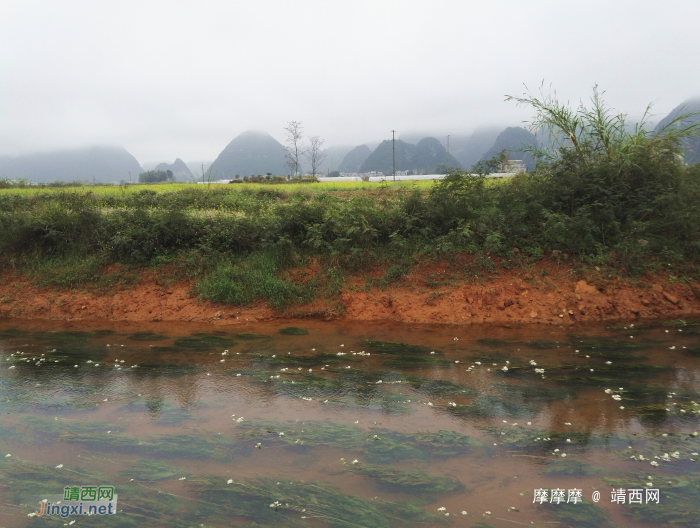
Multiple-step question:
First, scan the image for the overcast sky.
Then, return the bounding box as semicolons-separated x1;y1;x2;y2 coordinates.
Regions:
1;0;699;164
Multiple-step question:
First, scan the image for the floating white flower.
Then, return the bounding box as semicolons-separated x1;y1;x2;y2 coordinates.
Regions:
55;464;63;468
227;479;233;484
650;461;659;466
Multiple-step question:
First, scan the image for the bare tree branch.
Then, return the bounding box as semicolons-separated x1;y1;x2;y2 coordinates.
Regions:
283;121;304;176
304;135;327;177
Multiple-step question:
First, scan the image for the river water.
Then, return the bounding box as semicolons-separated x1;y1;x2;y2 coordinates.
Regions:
0;319;698;527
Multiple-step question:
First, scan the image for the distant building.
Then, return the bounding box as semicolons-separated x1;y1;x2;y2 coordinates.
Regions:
503;160;527;173
340;171;385;180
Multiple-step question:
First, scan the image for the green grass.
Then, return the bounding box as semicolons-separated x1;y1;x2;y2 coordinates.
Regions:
2;88;700;309
0;179;439;196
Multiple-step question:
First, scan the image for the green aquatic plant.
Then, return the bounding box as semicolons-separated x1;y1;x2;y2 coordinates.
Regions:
173;334;236;350
0;327;30;338
361;339;439;355
17;416;242;461
279;327;309;335
123;459;188;481
481;424;623;454
382;355;452;369
448;394;538;419
191;476;449;527
476;338;516;347
235;333;271;340
236;419;480;462
569;335;648;350
541;499;614;528
341;461;464;493
523;340;562;349
492;382;576;403
129;331;169;341
406;377;477;397
604;473;700;528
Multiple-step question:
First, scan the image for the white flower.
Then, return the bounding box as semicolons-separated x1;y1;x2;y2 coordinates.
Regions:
55;464;63;468
561;453;567;457
236;417;244;423
502;366;508;371
178;477;186;480
227;479;233;484
650;461;659;466
352;459;359;464
4;454;10;457
454;337;459;341
438;507;446;511
427;402;433;406
279;432;284;436
461;511;467;515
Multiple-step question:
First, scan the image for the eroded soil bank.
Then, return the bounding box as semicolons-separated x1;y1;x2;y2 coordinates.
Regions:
1;262;699;325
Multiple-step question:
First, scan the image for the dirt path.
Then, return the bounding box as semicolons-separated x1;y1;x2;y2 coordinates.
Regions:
1;264;698;326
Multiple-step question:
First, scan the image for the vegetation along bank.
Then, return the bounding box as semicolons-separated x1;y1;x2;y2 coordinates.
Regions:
2;91;700;325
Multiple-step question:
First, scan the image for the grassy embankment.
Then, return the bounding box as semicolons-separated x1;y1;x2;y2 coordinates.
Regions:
1;90;700;312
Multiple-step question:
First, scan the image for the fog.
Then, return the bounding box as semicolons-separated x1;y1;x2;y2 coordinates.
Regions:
1;0;698;164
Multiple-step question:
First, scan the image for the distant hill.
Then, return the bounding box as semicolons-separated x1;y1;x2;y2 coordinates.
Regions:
210;130;288;178
155;158;194;180
451;128;503;170
654;98;700;165
0;146;142;183
480;127;538;171
338;145;371;173
413;137;461;172
320;145;354;173
359;137;460;174
360;139;414;174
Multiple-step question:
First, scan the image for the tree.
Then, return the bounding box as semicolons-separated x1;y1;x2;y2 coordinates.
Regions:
283;121;304;176
138;169;173;183
304;135;327;177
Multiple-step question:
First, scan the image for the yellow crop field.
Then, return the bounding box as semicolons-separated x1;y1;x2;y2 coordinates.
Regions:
0;179;444;196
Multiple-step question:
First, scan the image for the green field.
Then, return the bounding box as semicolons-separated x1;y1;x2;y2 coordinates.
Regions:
0;179;444;196
1;92;699;309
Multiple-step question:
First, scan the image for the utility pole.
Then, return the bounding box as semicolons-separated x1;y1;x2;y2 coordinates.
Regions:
392;130;396;181
446;135;450;173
